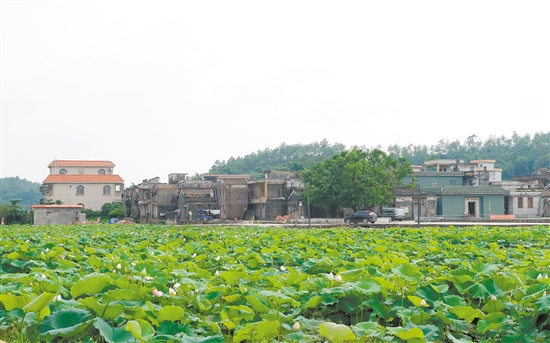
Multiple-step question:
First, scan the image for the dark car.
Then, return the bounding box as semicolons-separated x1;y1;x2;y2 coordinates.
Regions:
345;211;377;225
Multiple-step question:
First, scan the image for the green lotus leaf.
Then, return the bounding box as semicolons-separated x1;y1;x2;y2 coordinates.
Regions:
245;294;271;313
179;334;225;343
319;322;356;342
0;293;30;310
70;272;113;298
476;312;508;334
481;299;506;313
125;319;155;340
22;292;56;313
227;305;255;321
38;279;61;293
392;263;422;282
339;269;366;281
305;295;323;308
78;297;125;321
93;317;134;343
352;278;382;295
535;295;550;311
352;321;385;337
158;305;185;322
233;320;280;343
450;306;486;323
39;308;92;340
470;262;499;277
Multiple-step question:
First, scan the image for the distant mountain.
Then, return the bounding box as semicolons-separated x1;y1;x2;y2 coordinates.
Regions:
0;176;43;210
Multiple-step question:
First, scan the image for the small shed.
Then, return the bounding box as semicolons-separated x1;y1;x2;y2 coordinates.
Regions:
32;204;85;225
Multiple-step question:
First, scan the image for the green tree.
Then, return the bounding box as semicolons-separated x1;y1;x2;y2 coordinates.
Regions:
0;199;31;224
301;147;413;213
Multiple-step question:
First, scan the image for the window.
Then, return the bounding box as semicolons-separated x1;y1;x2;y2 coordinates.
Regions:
517;197;523;208
528;197;534;208
78;169;84;175
98;169;106;175
59;169;67;175
450;180;456;186
103;185;111;195
76;185;85;195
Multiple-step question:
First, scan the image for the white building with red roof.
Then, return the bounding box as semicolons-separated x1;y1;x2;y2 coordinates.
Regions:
40;160;124;210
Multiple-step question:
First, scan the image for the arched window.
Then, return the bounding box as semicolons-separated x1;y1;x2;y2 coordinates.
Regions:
76;185;85;195
59;169;67;175
98;169;106;175
103;185;111;195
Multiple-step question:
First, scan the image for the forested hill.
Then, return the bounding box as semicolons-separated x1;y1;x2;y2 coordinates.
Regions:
208;132;549;180
0;177;43;210
209;140;346;179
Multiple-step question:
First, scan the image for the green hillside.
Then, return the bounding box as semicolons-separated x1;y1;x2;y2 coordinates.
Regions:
0;176;43;210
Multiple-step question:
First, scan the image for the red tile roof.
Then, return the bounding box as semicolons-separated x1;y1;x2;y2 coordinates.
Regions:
43;175;124;183
31;204;84;209
48;160;115;168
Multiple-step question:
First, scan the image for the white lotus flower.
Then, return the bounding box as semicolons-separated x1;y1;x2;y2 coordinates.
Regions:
538;274;543;280
280;266;286;271
215;256;221;261
420;299;428;307
215;270;220;276
173;283;181;290
41;273;47;279
169;287;177;297
192;253;197;258
292;321;300;331
116;263;122;269
54;294;62;301
334;274;342;283
328;272;334;281
45;248;49;253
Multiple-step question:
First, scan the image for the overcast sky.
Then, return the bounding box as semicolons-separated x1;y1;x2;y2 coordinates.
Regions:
2;0;549;185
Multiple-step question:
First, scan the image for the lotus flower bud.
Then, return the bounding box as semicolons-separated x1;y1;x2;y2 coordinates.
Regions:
215;270;220;276
335;275;342;283
491;294;497;302
280;266;286;271
216;256;221;261
328;272;334;280
293;322;300;331
420;299;428;307
192;253;197;258
116;263;122;269
537;274;543;280
174;283;181;289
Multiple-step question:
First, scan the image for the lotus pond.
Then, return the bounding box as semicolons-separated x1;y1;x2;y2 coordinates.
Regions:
2;224;550;342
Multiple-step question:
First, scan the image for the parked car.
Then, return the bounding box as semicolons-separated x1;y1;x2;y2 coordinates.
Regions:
345;211;377;225
379;208;405;221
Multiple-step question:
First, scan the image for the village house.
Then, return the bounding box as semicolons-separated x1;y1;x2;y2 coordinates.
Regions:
39;160;124;211
403;158;507;218
492;168;550;218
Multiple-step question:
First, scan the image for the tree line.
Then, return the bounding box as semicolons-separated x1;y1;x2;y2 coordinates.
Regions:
387;131;550;179
209;132;549;179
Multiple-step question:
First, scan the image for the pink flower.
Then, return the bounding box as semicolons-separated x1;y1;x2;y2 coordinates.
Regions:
152;289;164;297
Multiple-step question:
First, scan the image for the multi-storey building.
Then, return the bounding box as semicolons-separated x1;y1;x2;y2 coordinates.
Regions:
40;160;124;211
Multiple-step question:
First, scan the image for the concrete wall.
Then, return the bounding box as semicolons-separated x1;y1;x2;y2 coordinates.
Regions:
33;207;83;225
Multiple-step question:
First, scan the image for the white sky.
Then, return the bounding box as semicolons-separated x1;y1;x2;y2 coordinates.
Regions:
1;0;549;185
